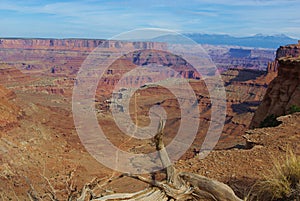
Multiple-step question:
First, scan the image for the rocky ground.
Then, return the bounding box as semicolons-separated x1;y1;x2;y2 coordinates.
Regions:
177;113;300;199
0;79;299;200
0;39;298;200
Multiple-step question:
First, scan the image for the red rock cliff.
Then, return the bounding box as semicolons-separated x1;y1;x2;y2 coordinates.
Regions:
0;38;167;51
0;85;21;130
250;41;300;128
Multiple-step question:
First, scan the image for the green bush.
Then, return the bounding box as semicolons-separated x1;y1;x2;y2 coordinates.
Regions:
288;105;300;114
259;114;281;128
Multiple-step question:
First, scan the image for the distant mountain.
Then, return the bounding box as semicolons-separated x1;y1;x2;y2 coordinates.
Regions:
152;33;298;49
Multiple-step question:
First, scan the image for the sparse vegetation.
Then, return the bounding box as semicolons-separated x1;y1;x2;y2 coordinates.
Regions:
249;150;300;201
258;105;300;128
288;105;300;114
259;114;281;128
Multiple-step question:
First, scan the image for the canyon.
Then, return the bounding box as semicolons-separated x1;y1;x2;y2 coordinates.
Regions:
0;38;296;200
0;39;274;159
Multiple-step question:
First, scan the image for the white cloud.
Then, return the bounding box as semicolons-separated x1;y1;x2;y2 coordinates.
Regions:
196;0;297;6
0;0;299;38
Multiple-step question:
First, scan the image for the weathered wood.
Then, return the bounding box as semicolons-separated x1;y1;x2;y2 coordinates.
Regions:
84;119;243;201
154;120;182;187
179;172;243;201
94;188;168;201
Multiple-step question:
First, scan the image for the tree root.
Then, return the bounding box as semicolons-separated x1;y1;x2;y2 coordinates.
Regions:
78;120;243;201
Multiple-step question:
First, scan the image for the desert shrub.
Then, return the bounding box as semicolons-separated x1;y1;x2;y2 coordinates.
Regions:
259;114;281;128
288;105;300;114
250;150;300;201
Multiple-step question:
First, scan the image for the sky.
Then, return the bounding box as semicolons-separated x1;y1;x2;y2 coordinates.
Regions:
0;0;299;39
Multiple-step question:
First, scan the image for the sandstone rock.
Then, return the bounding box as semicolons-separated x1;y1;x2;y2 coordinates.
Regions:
250;42;300;128
0;85;21;129
0;38;167;51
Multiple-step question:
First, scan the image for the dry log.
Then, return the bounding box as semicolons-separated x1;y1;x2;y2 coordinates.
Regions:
81;120;243;201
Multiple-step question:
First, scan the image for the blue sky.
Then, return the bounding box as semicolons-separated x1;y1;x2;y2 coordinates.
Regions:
0;0;299;39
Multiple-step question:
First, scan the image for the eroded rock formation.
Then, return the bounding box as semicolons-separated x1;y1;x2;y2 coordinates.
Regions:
0;38;294;200
0;85;21;130
250;41;300;128
0;38;166;51
0;38;275;149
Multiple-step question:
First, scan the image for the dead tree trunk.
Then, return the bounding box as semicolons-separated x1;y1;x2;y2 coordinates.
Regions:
80;120;243;201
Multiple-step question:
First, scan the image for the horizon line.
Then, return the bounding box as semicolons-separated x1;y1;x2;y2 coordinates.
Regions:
0;33;298;40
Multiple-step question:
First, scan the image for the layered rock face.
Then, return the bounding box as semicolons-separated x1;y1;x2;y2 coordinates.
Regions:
0;38;166;51
205;45;275;73
0;85;21;130
276;40;300;58
250;41;300;128
0;38;276;148
0;38;284;199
